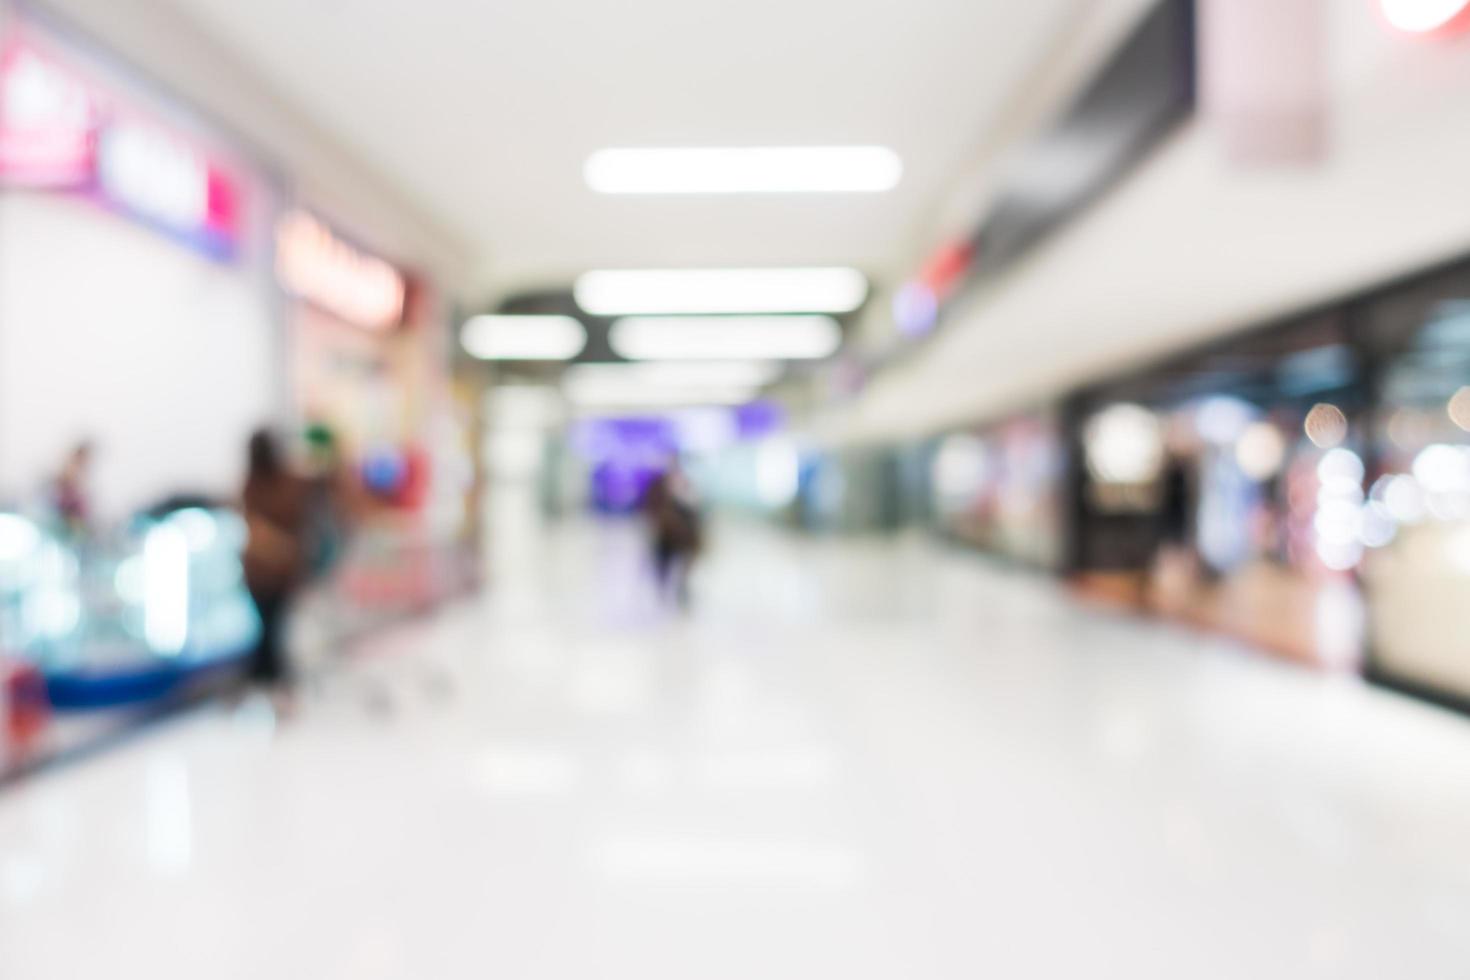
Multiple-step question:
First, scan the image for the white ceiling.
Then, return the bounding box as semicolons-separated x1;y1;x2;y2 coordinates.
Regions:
164;0;1082;298
824;3;1470;443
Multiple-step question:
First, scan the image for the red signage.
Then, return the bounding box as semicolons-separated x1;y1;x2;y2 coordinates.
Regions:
917;239;975;298
276;210;406;331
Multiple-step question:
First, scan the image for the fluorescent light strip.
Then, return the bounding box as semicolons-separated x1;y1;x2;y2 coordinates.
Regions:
585;146;902;194
461;315;587;360
575;267;867;316
609;315;842;361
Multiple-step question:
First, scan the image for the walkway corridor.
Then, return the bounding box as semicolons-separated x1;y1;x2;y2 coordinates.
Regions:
3;518;1470;978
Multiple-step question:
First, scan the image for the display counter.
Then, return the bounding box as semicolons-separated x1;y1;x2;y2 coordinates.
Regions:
0;506;259;711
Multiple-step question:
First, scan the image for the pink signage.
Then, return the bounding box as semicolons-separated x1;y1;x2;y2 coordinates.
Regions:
0;40;96;186
0;35;241;259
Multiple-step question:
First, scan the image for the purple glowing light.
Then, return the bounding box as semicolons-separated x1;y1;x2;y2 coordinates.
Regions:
893;282;939;338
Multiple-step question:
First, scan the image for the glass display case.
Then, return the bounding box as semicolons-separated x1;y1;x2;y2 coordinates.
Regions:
0;506;259;709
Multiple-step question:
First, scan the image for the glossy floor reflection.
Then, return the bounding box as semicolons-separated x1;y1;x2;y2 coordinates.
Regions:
4;515;1470;978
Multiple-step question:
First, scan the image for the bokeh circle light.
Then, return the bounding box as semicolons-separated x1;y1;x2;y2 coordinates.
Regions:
1084;403;1164;484
1304;403;1348;449
932;434;990;504
1380;0;1470;34
1317;447;1366;489
1235;422;1286;481
1448;385;1470;431
892;282;939;338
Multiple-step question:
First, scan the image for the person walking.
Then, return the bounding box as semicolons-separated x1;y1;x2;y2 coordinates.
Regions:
642;462;703;609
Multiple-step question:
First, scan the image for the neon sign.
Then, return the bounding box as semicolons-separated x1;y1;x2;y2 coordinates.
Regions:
275;210;406;331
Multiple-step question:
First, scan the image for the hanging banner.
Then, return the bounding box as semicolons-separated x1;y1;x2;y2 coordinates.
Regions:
1200;0;1327;167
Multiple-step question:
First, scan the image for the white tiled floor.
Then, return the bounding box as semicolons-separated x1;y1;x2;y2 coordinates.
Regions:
4;512;1470;978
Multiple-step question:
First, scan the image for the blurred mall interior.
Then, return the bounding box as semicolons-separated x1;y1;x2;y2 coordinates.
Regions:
4;0;1470;976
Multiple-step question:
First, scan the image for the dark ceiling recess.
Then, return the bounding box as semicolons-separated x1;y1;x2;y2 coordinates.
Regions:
968;0;1197;277
497;290;621;362
488;288;865;366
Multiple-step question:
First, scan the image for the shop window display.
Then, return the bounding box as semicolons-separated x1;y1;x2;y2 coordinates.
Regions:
1357;267;1470;704
1071;317;1369;667
931;411;1067;569
0;506;258;710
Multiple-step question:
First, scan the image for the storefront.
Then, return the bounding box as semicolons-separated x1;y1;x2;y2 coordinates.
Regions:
929;409;1067;569
0;14;280;763
277;208;411;459
0;15;284;518
0;12;472;771
794;445;903;534
554;403;788;516
1068;314;1371;668
0;6;489;784
276;208;476;611
1353;261;1470;707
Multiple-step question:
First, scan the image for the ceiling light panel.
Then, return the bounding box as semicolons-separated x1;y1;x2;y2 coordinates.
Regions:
609;316;842;361
461;315;587;360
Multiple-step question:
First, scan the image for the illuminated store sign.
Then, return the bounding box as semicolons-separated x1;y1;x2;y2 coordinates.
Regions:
0;36;240;259
275;210;406;331
100;121;206;229
97;116;239;258
0;41;95;185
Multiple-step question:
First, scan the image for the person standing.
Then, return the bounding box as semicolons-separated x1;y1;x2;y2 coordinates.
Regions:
1152;448;1199;613
51;441;94;537
240;429;309;702
299;423;357;583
